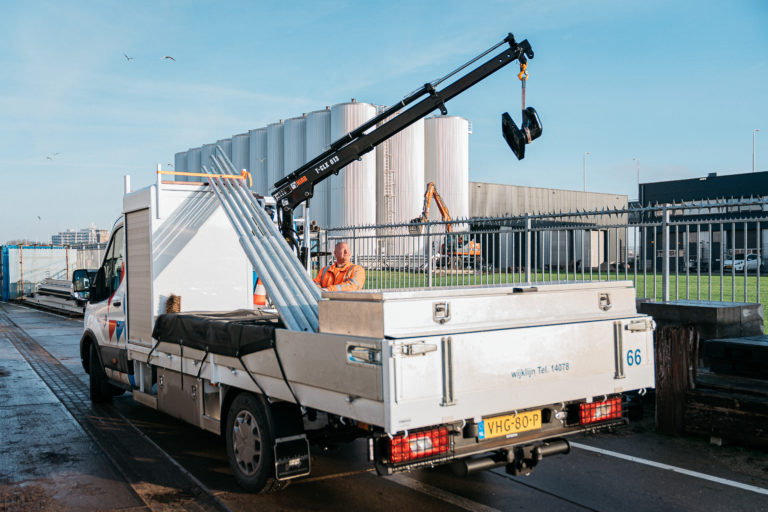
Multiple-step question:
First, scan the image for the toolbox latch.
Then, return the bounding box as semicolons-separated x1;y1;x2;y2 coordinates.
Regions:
433;302;451;324
401;341;438;356
599;293;612;311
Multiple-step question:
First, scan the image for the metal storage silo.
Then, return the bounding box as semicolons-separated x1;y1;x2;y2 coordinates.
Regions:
216;138;232;160
284;115;307;216
283;115;306;177
201;143;216;172
186;147;202;182
249;128;267;194
174;151;187;182
231;133;250;174
330;101;377;228
266;121;284;195
306;108;331;227
376;111;425;257
425;116;470;222
376;115;425;225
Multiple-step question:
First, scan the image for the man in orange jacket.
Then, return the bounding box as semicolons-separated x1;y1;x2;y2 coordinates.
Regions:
313;242;365;291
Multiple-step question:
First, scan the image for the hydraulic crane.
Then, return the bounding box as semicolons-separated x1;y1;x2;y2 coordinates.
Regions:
272;32;542;247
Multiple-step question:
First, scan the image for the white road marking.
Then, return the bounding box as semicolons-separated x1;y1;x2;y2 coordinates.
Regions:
571;442;768;496
388;473;502;512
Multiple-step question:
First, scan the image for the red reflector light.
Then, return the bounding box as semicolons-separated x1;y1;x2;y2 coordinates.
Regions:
389;427;450;464
579;397;622;425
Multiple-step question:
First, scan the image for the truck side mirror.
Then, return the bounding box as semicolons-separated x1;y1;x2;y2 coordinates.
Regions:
72;268;91;301
73;269;90;292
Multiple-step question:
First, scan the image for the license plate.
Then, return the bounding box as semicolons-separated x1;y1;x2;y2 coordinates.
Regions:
478;410;542;440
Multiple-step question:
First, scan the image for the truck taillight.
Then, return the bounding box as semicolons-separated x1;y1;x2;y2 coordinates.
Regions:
579;397;622;425
388;427;450;464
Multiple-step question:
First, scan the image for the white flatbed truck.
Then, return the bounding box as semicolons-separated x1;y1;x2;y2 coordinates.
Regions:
79;180;655;492
78;33;655;493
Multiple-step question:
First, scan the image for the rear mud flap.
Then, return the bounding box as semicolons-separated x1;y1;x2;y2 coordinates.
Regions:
274;434;311;480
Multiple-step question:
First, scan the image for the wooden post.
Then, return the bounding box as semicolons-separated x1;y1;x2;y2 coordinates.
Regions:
655;325;699;435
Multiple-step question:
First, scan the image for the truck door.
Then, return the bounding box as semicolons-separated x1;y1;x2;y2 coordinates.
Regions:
89;226;127;351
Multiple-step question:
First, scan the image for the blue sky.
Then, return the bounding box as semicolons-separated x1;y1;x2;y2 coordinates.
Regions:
1;0;766;243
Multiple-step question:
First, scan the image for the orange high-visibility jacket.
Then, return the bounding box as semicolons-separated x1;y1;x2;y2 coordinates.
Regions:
313;262;365;291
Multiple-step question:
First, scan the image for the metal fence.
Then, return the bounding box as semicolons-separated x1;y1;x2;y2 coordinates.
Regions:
319;197;768;308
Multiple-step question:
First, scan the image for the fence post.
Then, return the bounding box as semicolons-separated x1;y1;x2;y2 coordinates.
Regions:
426;222;433;288
662;207;670;302
525;214;532;284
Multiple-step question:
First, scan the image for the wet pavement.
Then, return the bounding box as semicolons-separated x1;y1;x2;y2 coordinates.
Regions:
2;301;768;511
0;306;146;511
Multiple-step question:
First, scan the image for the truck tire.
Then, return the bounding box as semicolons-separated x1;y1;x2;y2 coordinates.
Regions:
89;344;117;403
226;393;281;493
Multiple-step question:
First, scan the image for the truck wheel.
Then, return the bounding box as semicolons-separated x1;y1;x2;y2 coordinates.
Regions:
89;344;115;403
226;393;279;493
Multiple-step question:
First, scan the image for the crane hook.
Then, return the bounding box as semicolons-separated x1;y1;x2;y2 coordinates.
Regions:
502;60;542;160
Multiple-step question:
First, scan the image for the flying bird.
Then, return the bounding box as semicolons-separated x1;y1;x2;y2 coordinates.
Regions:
123;53;134;61
162;55;176;61
37;216;42;220
46;152;60;160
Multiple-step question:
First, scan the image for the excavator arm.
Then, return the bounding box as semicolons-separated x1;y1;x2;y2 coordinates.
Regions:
272;32;542;244
410;182;454;234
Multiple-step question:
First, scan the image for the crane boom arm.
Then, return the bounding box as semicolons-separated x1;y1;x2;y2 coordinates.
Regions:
272;33;539;241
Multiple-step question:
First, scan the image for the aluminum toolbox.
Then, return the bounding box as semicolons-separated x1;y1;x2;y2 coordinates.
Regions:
319;280;639;338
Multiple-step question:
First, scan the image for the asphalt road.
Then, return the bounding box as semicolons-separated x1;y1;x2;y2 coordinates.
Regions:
2;302;767;511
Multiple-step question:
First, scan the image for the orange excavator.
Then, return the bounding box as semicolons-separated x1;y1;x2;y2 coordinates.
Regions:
409;182;482;269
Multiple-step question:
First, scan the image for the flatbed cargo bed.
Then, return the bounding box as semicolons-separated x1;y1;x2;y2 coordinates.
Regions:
139;280;655;435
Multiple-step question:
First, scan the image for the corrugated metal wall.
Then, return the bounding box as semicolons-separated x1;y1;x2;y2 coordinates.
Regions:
468;182;628;220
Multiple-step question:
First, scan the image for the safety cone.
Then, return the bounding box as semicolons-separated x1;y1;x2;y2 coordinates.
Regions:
253;278;267;307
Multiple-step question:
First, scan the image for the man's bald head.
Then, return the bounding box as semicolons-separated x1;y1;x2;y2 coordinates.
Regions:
334;242;351;266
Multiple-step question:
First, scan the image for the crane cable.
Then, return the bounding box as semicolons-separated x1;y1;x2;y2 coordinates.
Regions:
518;61;529;112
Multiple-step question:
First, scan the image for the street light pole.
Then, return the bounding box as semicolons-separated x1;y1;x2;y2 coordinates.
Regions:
633;157;640;201
754;129;760;172
583;152;590;192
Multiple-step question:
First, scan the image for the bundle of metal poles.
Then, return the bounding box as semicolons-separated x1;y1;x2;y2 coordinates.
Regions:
203;146;320;332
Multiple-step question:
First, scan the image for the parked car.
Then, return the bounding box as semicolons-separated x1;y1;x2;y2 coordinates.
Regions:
723;253;759;272
598;261;631;272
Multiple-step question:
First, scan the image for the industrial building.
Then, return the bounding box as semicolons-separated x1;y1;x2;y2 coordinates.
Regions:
639;171;768;269
468;183;629;271
469;182;627;217
51;226;109;246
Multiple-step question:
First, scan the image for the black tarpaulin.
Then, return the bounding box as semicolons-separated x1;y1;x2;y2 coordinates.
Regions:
151;309;282;357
